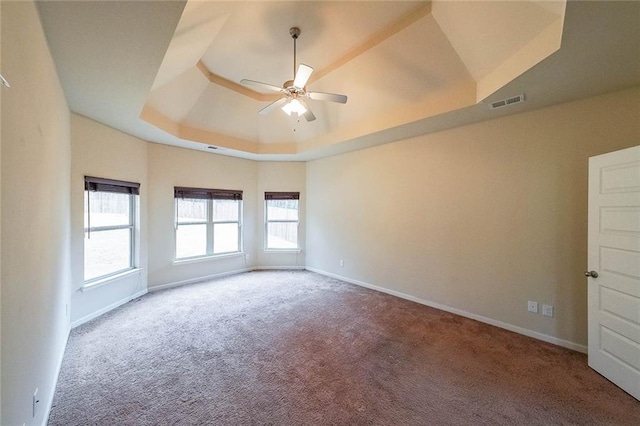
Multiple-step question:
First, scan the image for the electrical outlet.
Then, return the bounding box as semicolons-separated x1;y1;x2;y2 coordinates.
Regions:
542;304;554;317
33;388;39;418
527;301;538;313
339;260;344;267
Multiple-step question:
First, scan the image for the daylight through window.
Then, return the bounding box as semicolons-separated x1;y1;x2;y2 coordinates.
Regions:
265;192;300;250
84;176;139;282
174;187;243;260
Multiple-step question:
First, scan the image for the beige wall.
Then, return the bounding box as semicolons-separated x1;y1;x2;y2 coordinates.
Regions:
69;118;307;300
306;86;640;349
0;0;3;417
70;114;148;325
1;2;71;424
147;143;258;288
257;161;306;268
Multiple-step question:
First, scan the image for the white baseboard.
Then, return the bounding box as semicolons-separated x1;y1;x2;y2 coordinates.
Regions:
72;266;587;353
71;289;148;329
306;267;588;354
252;266;306;271
148;268;252;292
148;266;308;292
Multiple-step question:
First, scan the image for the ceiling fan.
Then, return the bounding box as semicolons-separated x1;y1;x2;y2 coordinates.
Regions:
240;27;347;122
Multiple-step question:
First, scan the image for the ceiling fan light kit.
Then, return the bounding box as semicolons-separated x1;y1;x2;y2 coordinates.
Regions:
282;98;307;116
240;27;347;122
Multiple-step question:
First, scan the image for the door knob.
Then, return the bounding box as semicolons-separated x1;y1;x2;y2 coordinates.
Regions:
585;270;599;278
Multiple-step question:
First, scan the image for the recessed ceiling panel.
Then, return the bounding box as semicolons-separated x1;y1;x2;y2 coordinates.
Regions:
199;1;423;85
182;83;262;142
432;0;562;81
139;0;568;156
147;67;210;122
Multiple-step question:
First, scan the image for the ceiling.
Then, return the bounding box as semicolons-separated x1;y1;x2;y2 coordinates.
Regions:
37;1;640;161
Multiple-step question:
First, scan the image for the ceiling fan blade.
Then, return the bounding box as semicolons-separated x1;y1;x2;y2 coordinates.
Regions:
307;91;347;104
240;79;283;93
303;109;316;122
293;64;313;88
298;99;315;122
259;97;287;115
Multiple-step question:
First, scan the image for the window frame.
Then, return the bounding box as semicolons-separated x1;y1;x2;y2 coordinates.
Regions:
264;192;300;251
211;198;243;255
84;176;139;284
174;187;243;260
175;197;209;259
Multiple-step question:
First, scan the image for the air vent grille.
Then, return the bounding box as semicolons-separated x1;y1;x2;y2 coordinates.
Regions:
489;94;525;110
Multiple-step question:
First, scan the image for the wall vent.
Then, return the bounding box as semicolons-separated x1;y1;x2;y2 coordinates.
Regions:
489;94;525;110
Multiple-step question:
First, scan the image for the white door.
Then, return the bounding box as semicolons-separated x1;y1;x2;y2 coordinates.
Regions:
588;145;640;400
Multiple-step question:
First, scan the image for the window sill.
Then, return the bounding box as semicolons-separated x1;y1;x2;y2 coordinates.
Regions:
173;252;245;265
81;268;141;292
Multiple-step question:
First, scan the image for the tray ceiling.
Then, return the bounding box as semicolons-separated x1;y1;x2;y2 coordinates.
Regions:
141;1;564;156
36;1;640;161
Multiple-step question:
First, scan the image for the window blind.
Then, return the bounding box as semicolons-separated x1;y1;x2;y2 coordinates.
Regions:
264;192;300;200
174;187;243;200
85;176;140;195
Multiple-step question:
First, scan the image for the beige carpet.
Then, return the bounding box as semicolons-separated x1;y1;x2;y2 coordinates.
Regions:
49;270;639;425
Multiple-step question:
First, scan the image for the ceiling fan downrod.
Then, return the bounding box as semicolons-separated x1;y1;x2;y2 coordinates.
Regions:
290;27;301;80
239;25;347;122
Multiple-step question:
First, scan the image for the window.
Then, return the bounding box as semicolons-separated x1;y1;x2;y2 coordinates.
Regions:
84;176;139;282
174;187;243;260
265;192;300;250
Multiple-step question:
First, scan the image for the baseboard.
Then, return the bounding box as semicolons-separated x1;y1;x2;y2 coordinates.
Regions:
73;266;588;353
149;266;309;292
71;289;148;329
148;268;252;292
306;267;588;354
252;266;306;271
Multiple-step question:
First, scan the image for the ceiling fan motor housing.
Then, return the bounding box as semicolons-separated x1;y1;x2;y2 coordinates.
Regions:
283;79;305;93
239;25;346;121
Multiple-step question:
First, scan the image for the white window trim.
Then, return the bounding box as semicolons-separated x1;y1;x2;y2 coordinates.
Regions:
264;196;300;251
84;189;138;283
264;248;303;253
81;267;142;292
172;251;246;265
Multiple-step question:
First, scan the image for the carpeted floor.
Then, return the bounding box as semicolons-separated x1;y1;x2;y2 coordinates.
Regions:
49;270;639;425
